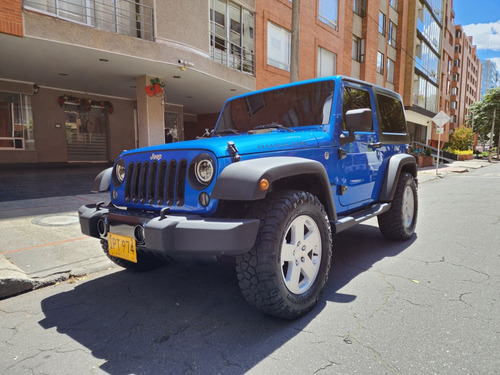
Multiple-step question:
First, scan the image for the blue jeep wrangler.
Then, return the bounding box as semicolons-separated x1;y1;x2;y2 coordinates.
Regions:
79;76;418;319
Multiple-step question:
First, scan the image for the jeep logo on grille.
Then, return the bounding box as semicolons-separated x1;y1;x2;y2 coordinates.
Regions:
150;153;162;161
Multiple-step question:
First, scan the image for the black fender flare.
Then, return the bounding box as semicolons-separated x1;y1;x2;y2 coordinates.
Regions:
379;154;417;202
211;157;336;220
91;167;112;192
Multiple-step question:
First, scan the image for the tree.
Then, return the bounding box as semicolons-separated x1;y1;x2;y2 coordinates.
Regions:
467;87;500;158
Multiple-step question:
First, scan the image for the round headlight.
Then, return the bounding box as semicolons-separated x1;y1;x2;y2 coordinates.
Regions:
115;158;126;184
194;159;214;185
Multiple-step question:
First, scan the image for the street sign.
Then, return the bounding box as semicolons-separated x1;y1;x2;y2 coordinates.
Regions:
433;110;450;128
432;111;449;176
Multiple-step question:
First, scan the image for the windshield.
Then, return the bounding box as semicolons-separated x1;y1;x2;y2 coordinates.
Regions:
214;80;335;135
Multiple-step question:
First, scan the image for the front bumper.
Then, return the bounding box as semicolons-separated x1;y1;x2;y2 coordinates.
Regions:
78;203;260;256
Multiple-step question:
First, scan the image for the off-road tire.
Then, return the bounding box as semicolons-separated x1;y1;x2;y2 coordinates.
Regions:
100;239;168;272
236;190;332;319
378;172;418;241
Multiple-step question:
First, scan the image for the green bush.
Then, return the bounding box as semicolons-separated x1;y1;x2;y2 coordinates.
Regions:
448;127;473;151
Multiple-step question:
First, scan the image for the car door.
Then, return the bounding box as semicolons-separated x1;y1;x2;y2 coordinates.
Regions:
337;83;383;208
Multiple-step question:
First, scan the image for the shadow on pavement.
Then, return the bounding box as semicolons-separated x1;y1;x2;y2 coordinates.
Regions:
38;222;415;374
0;166;109;202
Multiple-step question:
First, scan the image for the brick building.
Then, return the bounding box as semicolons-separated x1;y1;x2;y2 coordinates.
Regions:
0;0;483;166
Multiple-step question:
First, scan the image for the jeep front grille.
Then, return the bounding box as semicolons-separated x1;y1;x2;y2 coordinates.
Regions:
124;159;187;207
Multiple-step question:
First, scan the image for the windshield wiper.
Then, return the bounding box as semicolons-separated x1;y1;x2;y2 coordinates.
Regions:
216;128;240;136
253;123;294;132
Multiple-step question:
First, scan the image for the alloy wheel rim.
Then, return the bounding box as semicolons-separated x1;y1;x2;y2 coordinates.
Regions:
280;214;322;294
402;185;415;228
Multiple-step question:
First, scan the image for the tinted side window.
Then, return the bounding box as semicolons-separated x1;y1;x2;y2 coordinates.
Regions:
342;87;373;131
377;94;406;133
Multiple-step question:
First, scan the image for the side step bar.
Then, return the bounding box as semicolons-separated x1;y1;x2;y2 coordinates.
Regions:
333;203;391;234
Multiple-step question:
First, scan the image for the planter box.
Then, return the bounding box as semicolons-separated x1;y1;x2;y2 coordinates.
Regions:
457;154;473;161
417;156;433;167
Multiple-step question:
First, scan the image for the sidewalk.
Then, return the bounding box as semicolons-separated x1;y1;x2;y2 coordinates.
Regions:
0;159;496;299
417;157;494;183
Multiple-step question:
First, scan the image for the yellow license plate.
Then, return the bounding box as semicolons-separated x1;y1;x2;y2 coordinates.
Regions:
108;233;137;263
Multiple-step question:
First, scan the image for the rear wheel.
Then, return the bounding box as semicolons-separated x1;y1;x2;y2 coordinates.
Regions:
101;239;168;272
378;172;418;241
236;191;332;319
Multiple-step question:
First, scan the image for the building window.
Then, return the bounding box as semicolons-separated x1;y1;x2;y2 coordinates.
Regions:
451;87;458;95
413;76;437;113
353;0;366;17
377;52;384;75
379;12;386;36
317;47;337;77
390;0;398;11
210;0;255;74
267;22;291;71
387;58;395;83
352;36;365;62
0;92;34;150
452;73;459;81
24;0;154;41
318;0;339;30
388;21;397;47
415;41;439;83
455;45;461;53
451;101;457;109
454;59;460;67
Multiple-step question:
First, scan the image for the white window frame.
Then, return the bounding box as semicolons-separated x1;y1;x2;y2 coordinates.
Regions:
317;47;337;77
318;0;339;30
267;22;291;71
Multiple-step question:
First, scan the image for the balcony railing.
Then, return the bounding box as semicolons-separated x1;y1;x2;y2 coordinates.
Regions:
24;0;154;41
210;32;255;75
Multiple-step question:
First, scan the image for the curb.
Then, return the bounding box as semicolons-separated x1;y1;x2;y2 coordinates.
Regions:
0;253;113;299
0;255;34;299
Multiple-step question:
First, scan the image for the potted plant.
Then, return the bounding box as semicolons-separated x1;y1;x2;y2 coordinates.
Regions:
417;147;433;167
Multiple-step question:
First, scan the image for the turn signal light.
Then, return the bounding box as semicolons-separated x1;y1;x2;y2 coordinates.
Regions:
259;178;270;191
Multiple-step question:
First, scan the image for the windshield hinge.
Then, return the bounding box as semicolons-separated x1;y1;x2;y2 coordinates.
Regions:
227;141;241;162
338;148;347;160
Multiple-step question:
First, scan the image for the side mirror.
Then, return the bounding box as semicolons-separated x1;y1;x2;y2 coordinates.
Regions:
341;108;373;145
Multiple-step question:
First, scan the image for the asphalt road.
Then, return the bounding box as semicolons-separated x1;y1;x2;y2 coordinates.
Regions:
1;162;499;374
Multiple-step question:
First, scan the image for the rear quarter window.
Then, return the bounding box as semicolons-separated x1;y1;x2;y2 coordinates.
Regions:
376;94;406;134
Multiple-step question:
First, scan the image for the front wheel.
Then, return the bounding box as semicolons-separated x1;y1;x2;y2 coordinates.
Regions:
378;172;418;241
236;191;332;319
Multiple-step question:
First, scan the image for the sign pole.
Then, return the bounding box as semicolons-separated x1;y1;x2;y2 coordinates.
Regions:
436;131;441;175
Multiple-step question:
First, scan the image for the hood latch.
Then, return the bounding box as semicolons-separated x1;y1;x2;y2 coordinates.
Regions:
227;141;241;162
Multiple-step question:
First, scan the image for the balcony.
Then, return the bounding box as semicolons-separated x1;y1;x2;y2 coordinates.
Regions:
210;32;255;75
24;0;154;41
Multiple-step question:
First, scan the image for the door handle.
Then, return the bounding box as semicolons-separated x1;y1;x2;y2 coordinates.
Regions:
369;142;382;149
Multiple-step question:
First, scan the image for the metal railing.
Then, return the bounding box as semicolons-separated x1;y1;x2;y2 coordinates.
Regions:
24;0;154;41
210;32;255;75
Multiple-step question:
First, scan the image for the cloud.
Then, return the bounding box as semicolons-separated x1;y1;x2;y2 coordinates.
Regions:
463;20;500;51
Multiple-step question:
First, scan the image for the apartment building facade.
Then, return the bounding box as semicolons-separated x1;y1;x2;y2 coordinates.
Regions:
451;25;482;129
1;0;483;166
481;59;500;98
0;0;256;165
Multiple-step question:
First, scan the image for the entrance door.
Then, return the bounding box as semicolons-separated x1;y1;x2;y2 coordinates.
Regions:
164;112;180;143
65;104;109;162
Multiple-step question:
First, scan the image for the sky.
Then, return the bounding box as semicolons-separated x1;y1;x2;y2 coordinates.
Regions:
454;0;500;67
